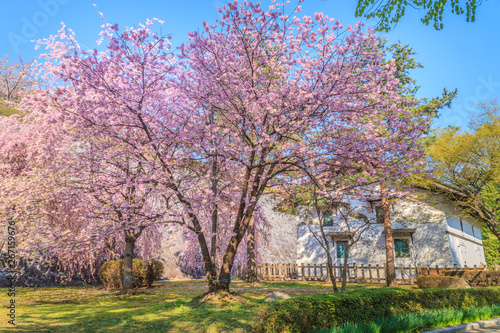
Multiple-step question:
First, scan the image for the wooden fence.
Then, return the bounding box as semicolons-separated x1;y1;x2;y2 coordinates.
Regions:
236;263;499;285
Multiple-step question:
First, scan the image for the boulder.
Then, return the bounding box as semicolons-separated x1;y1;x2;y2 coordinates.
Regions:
264;291;292;302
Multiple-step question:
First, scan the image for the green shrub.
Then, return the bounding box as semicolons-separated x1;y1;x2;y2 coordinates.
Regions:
315;304;500;333
444;270;500;287
252;288;500;333
417;275;468;289
416;275;444;289
99;260;123;290
98;259;164;290
146;260;164;287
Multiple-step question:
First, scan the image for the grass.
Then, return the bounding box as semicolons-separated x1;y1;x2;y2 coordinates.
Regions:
3;279;496;333
315;304;500;333
0;279;385;333
0;103;20;117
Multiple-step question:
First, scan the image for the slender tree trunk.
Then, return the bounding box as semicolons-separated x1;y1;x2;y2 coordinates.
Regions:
246;212;257;283
381;186;398;287
204;243;219;293
193;226;217;293
105;236;116;260
326;251;339;292
210;150;218;275
210;204;217;270
341;246;348;292
161;166;219;293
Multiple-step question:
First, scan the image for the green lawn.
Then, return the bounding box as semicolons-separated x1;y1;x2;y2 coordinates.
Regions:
0;103;20;117
0;279;390;332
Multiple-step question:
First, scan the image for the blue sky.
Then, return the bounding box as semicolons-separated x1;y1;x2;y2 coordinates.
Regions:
1;0;499;130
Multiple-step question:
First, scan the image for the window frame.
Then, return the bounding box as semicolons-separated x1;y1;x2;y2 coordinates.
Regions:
375;205;384;224
336;240;349;259
393;238;411;259
323;212;334;226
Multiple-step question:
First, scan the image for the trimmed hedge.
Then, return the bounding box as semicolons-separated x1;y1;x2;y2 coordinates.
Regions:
444;270;500;287
417;275;469;289
252;287;500;333
99;259;164;290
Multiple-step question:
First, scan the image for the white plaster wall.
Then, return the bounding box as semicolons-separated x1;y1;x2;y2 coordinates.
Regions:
445;216;485;267
390;191;454;267
437;197;486;267
295;190;468;267
154;189;487;277
256;195;302;265
155;194;301;278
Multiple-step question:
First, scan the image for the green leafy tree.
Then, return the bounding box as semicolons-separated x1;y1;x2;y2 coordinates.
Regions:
380;41;456;284
421;100;500;246
482;225;500;265
383;41;457;118
355;0;484;31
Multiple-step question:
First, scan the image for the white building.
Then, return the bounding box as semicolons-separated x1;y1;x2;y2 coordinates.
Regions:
257;189;486;269
157;189;486;279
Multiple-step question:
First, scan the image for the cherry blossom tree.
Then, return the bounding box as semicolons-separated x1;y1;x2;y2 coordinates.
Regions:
0;55;34;102
177;0;428;293
8;0;430;296
0;18;182;290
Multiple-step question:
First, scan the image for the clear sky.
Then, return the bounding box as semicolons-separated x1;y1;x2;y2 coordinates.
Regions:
1;0;499;130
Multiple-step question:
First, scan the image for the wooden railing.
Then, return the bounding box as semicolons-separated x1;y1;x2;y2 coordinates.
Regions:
236;263;498;285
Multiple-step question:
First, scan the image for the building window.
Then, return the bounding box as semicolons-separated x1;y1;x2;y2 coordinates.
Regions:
324;212;333;226
375;206;384;224
394;239;410;258
337;241;349;258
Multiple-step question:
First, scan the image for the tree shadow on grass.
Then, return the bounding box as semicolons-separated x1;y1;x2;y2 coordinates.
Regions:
6;280;381;332
9;290;256;332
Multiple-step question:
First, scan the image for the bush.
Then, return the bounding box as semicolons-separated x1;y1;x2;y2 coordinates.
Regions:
315;304;500;333
416;275;444;289
417;275;469;289
444;270;500;287
146;260;164;287
99;260;123;290
252;288;500;333
99;259;164;290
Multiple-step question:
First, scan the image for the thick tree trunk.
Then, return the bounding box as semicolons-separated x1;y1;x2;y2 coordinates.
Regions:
381;186;398;287
121;227;145;292
122;232;136;292
246;212;257;283
215;211;255;292
165;159;262;294
216;237;238;292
